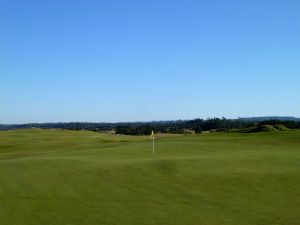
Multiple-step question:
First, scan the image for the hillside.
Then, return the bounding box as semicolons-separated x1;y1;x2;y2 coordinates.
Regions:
233;124;290;133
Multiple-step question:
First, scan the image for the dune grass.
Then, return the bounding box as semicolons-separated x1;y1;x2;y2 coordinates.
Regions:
0;129;299;225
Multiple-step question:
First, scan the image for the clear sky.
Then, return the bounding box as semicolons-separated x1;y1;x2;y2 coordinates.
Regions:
1;0;300;123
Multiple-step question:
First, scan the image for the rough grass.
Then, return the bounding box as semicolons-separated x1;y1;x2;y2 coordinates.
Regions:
232;124;289;133
0;129;300;225
273;124;290;131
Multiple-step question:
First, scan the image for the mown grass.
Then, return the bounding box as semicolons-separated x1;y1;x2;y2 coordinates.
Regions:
0;129;299;225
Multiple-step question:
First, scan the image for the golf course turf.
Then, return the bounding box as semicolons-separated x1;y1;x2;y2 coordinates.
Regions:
0;129;299;225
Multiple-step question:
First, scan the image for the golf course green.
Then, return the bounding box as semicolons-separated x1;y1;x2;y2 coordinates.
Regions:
0;128;299;225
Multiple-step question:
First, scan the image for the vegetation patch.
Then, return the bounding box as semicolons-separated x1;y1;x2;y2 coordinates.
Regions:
231;124;290;133
273;124;290;131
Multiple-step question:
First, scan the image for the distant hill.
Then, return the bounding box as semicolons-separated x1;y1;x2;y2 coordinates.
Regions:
237;116;300;122
233;124;290;133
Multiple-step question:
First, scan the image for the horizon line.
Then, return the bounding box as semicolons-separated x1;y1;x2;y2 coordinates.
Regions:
1;116;300;125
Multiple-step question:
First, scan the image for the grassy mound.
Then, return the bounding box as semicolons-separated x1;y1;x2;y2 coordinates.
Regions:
252;124;278;132
273;124;290;131
233;124;289;133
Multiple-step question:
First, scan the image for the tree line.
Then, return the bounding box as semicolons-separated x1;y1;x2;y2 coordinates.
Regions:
1;118;300;135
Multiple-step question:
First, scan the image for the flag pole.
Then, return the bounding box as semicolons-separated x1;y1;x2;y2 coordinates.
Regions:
151;130;155;158
153;134;155;158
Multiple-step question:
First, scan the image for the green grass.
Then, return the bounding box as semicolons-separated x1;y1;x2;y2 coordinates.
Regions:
0;129;300;225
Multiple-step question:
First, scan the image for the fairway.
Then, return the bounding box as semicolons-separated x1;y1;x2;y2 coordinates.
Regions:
0;129;299;225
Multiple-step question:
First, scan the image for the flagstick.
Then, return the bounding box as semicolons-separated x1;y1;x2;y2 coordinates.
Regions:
152;135;155;158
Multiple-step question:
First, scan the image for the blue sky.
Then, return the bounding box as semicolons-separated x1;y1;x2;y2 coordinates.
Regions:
1;0;300;123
